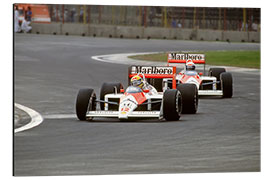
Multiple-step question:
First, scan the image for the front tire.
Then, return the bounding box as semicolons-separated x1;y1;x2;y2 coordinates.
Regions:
177;84;198;114
163;89;182;121
208;68;226;90
220;72;233;98
76;89;96;120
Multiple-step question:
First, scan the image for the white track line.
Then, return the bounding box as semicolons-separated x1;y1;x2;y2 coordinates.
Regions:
14;103;43;133
43;114;76;119
91;52;160;65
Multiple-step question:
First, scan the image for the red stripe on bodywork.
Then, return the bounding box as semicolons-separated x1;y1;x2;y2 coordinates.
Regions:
168;60;205;64
125;92;147;105
180;75;202;84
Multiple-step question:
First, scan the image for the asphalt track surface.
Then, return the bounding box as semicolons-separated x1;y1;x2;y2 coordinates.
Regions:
14;34;260;176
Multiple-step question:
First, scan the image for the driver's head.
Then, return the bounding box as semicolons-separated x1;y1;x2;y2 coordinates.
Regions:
186;60;195;71
131;75;144;88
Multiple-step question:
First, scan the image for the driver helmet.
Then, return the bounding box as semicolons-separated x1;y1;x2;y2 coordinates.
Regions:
186;60;196;71
131;75;144;88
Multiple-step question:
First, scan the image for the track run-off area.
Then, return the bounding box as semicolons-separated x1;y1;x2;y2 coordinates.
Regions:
14;34;260;176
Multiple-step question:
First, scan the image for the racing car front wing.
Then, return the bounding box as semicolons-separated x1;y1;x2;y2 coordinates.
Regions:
198;90;223;96
86;111;161;118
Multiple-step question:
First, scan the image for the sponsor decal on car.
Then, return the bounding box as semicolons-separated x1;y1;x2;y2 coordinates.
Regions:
131;66;173;75
88;111;118;114
168;53;205;61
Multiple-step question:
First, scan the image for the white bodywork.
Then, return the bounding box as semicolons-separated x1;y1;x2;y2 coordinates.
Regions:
86;92;163;120
197;76;223;96
172;74;223;96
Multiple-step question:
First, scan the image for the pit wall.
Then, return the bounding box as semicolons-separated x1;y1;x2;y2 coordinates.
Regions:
31;22;260;43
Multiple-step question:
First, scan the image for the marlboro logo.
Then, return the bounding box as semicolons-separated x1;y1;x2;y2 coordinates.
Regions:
130;66;173;75
168;53;205;61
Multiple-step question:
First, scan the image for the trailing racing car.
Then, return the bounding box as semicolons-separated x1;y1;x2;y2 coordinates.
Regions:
164;53;233;98
76;66;185;121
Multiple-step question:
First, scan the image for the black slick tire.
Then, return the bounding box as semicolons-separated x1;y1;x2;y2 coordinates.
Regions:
208;68;226;90
76;88;96;120
177;84;198;114
220;72;233;98
163;89;182;121
148;78;163;92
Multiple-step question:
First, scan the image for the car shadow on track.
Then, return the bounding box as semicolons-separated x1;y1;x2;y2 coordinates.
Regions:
199;95;224;99
76;118;188;123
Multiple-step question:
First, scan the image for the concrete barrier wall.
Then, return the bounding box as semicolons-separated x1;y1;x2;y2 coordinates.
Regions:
115;26;143;39
248;32;260;42
31;23;260;42
32;22;61;35
62;23;89;36
143;27;170;39
223;31;249;42
90;24;116;37
197;30;223;41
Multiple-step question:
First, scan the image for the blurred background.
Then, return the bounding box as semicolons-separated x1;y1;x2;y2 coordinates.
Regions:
15;4;261;42
48;5;260;31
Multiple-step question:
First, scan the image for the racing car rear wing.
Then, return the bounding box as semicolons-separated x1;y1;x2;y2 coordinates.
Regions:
167;53;205;64
167;53;206;74
128;66;177;89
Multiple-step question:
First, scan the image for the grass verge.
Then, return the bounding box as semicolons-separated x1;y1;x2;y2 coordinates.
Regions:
129;51;260;69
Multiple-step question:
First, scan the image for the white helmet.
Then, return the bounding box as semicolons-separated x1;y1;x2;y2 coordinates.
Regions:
186;60;195;71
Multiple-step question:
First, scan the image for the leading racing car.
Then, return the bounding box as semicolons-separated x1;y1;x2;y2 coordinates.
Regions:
76;66;190;121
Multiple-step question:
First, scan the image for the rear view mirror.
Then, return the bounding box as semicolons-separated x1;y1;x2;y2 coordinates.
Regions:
143;89;150;93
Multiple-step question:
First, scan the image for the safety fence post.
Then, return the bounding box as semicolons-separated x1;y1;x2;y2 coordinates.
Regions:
223;8;227;31
112;6;115;25
62;5;64;24
248;8;252;31
99;6;102;24
218;8;221;30
88;5;91;24
56;5;59;22
193;7;196;29
203;8;206;29
243;8;246;31
144;6;147;27
164;7;167;28
83;5;86;24
182;7;185;28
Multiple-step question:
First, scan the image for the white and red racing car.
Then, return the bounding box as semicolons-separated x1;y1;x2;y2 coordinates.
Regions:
76;66;197;121
165;53;233;98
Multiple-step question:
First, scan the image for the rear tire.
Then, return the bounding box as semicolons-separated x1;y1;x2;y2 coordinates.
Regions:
220;72;233;98
76;89;96;120
163;89;182;121
208;68;226;90
177;84;198;114
100;82;123;110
